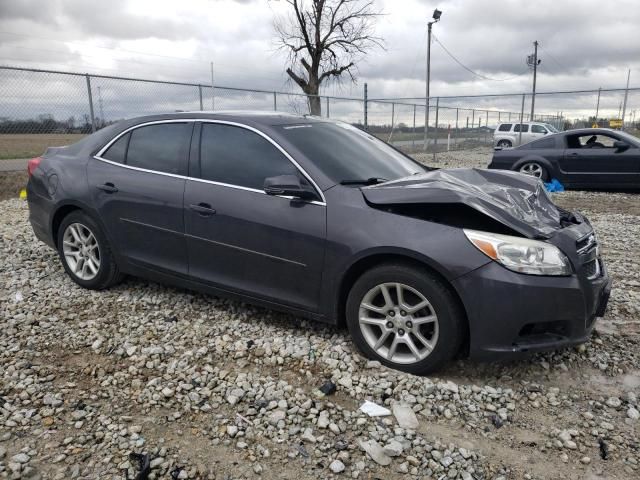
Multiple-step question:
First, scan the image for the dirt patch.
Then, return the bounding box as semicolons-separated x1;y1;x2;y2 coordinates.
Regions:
0;171;27;201
0;133;85;159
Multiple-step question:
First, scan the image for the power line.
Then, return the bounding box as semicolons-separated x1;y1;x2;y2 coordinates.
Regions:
432;34;529;82
537;44;564;70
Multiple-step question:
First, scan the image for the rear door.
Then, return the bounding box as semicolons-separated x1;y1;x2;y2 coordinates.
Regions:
89;121;193;274
561;132;639;186
513;123;530;145
183;122;327;312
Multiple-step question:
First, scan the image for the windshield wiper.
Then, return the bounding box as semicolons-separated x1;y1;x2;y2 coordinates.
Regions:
340;177;389;186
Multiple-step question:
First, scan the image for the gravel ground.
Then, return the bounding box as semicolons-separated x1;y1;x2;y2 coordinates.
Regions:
1;148;639;479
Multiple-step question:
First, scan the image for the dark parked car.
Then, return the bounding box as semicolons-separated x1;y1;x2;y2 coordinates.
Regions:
489;127;640;188
27;112;611;373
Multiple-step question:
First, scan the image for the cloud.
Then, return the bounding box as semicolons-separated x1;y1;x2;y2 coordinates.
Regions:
0;0;638;121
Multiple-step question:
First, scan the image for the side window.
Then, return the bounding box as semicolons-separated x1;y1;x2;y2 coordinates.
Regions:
531;125;547;134
200;123;299;190
102;132;129;163
498;123;512;132
578;134;617;148
126;123;191;174
529;137;555;149
514;124;529;133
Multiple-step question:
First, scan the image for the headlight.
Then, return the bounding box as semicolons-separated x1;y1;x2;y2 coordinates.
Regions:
464;229;572;276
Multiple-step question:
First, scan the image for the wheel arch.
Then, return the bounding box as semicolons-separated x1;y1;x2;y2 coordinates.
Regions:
334;251;470;355
512;155;555;176
50;200;109;249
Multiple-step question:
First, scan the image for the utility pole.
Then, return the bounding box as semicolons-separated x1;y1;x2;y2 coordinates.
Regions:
527;41;540;120
424;9;442;151
621;69;631;129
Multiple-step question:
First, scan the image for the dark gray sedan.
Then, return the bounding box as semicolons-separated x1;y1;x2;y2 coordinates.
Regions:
489;127;640;188
27;112;611;373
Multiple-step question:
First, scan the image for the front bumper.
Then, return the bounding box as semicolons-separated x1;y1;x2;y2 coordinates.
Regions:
453;259;611;360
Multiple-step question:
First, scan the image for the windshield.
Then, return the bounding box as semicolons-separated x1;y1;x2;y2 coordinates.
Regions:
544;124;559;133
278;122;425;183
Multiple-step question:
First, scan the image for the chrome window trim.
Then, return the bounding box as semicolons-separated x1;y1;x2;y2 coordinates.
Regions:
93;118;327;205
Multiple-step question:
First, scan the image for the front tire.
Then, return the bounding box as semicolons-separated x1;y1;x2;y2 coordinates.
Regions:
346;263;464;374
57;211;122;290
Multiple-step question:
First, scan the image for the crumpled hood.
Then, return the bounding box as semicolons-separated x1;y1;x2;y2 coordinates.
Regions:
362;168;571;238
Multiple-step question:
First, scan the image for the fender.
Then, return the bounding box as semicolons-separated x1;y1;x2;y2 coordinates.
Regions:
327;245;478;325
49;199;117;254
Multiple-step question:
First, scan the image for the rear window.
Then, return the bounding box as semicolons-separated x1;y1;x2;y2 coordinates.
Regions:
527;137;556;149
498;123;512;132
126;123;191;174
514;124;529;133
102;133;129;163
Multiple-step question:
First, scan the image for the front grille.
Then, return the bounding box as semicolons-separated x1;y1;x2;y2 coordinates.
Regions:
583;259;600;279
576;233;597;253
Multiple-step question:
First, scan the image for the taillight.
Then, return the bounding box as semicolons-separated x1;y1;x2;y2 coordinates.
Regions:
27;157;42;177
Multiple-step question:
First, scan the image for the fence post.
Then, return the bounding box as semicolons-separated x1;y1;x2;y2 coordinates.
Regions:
387;103;395;143
363;83;368;131
471;109;475;143
273;92;277;111
433;97;439;151
412;104;416;149
326;97;330;118
518;94;525;146
198;85;203;111
85;74;96;133
485;110;489;145
455;108;459;147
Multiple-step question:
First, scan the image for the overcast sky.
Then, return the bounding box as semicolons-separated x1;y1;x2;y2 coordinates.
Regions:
1;0;639;120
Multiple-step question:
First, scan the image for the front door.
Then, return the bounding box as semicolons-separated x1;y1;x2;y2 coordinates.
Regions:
561;132;640;186
184;122;326;312
88;121;193;274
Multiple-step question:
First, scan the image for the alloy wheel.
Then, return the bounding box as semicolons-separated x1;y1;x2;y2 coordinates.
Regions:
358;282;439;364
519;162;543;178
62;222;101;281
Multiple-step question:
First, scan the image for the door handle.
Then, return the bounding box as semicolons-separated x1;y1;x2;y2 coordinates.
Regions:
96;182;118;193
190;202;216;216
568;152;579;157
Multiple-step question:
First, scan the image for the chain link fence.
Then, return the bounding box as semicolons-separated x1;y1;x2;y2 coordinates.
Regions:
1;65;638;160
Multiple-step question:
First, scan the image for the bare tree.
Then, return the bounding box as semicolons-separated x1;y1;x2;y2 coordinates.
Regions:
275;0;382;116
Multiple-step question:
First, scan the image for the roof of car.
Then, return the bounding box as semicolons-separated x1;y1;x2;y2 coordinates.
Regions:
496;121;549;125
559;127;619;136
121;111;329;127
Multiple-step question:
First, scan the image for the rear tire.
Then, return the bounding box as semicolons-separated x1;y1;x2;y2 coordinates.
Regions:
57;211;123;290
345;263;464;375
497;139;512;148
518;161;549;182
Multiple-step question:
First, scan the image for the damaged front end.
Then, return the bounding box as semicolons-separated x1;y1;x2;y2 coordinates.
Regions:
362;168;612;358
361;168;581;239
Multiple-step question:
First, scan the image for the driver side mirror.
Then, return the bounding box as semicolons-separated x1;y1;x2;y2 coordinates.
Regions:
613;140;629;152
264;174;317;200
